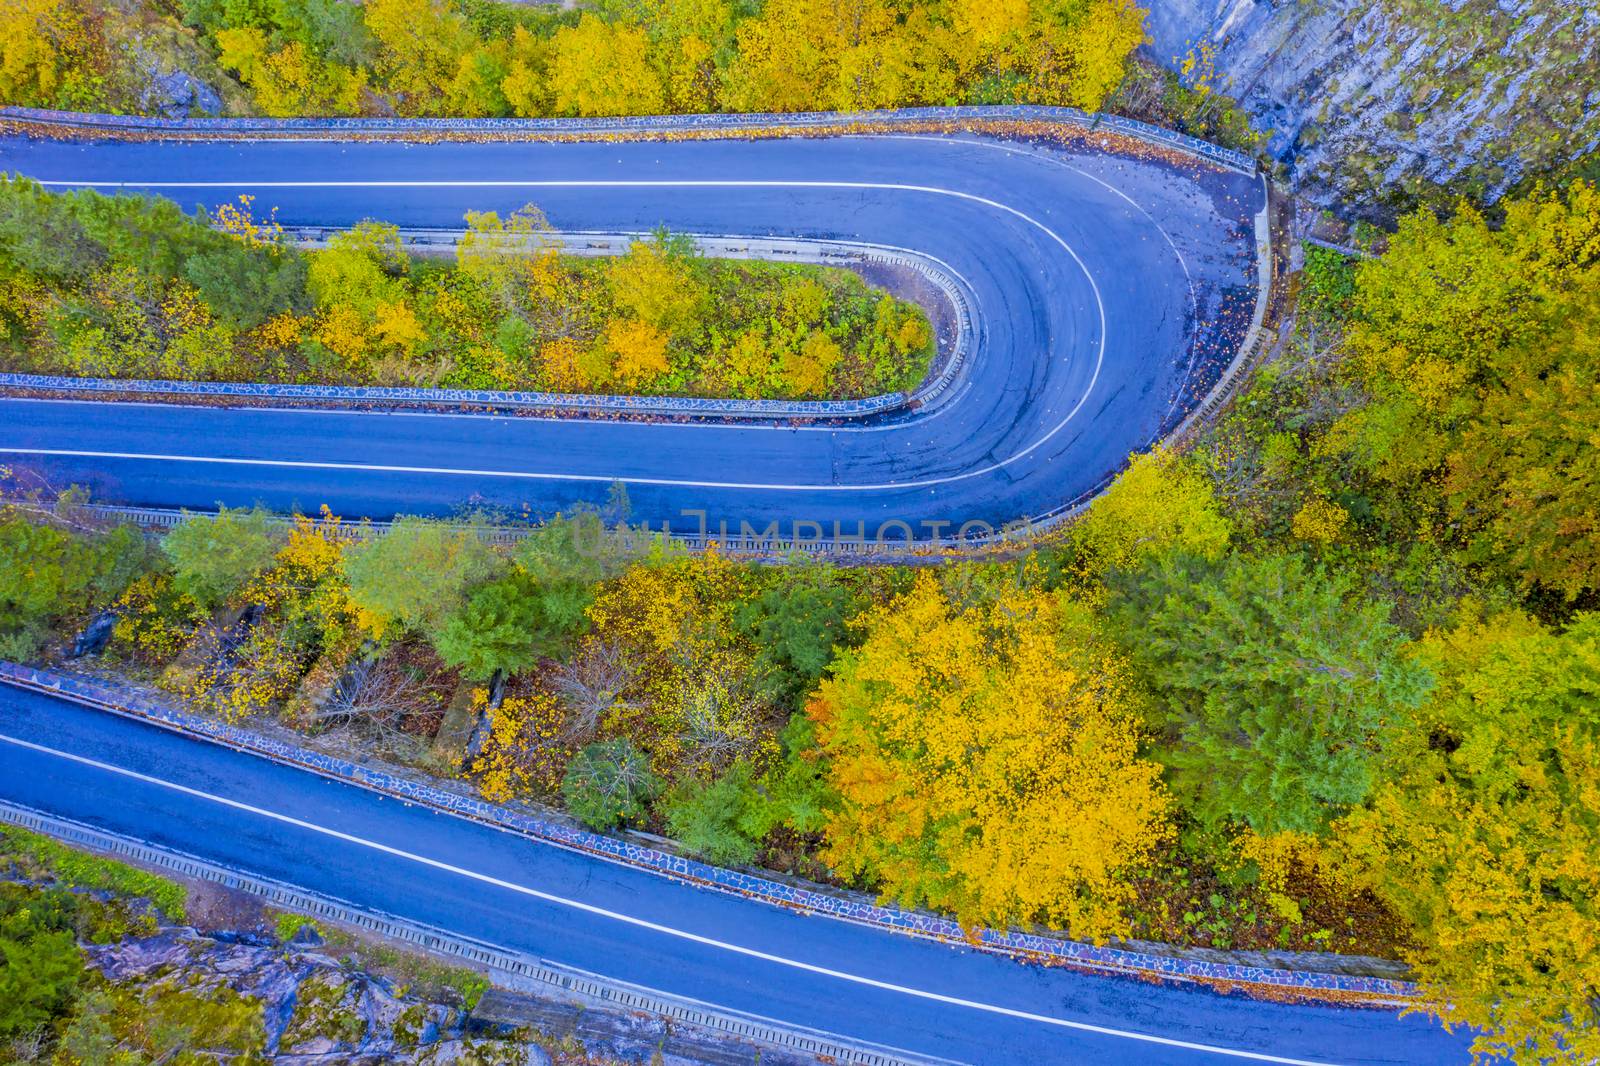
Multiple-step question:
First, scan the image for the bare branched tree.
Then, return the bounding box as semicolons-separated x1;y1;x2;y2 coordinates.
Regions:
0;467;122;538
307;653;437;760
548;639;639;745
2;1027;49;1065
676;672;764;774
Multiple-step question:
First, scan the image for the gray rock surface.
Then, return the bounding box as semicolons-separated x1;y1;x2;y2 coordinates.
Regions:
1143;0;1600;217
135;53;226;118
82;929;503;1064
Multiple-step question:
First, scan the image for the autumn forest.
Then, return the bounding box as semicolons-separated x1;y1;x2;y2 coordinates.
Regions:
0;0;1597;1063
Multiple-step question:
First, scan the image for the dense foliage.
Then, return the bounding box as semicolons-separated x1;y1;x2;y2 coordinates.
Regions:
0;180;932;400
1;21;1597;1051
812;576;1169;938
1109;549;1430;836
1336;609;1600;1063
0;826;197;1057
1187;181;1600;1060
1;0;1145;119
5;173;1599;1055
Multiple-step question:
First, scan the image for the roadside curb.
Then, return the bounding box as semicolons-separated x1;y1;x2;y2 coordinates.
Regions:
0;662;1416;1005
0;104;1258;175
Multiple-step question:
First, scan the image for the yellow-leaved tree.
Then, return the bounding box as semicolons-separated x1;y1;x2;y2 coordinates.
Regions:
1070;447;1232;575
1335;607;1600;1062
549;15;666;118
1047;0;1147;110
780;330;842;397
363;0;479;116
605;238;707;339
0;0;101;110
213;30;367;117
606;318;671;387
472;688;572;801
809;574;1171;939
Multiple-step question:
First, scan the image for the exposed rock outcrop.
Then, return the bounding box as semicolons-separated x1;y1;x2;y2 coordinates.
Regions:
1144;0;1600;218
135;60;226;119
84;929;509;1064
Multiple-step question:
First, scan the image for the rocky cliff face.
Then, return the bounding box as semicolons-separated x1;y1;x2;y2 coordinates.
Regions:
1143;0;1600;218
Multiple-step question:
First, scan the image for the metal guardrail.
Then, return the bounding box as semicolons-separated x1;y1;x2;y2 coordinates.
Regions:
0;800;937;1066
0;104;1260;175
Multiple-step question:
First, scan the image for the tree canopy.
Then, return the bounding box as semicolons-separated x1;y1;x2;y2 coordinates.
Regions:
1110;549;1431;835
341;517;497;638
161;506;281;609
810;574;1170;938
1337;608;1600;1062
1330;181;1600;600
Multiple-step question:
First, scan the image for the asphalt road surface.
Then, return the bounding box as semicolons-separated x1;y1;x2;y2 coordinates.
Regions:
0;685;1470;1064
0;130;1264;539
0;127;1475;1064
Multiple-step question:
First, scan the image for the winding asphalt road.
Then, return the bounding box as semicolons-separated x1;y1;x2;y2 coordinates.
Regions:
0;125;1470;1063
0;685;1469;1064
0;129;1261;539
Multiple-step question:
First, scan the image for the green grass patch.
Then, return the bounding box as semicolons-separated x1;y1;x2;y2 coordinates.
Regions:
0;825;188;923
294;918;491;1010
273;911;323;943
281;971;366;1050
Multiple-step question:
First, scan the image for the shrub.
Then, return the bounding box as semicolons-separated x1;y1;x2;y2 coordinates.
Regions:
662;760;770;866
0;885;85;1041
560;739;659;830
342;517;498;638
161;506;281;608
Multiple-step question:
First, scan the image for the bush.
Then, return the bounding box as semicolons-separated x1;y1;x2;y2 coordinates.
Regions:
0;515;154;659
1300;244;1358;324
560;739;658;830
272;912;322;943
662;760;770;867
342;517;498;638
736;562;865;707
0;518;96;652
433;575;544;680
161;506;281;608
0;885;85;1041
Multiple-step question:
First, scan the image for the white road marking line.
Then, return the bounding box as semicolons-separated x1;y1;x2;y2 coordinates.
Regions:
0;730;1340;1065
30;176;1107;470
0;445;917;492
877;133;1207;419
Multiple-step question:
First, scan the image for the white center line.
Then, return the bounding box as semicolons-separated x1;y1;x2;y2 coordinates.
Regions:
0;730;1340;1065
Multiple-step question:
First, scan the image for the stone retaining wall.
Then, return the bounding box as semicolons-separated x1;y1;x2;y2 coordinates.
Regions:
0;661;1415;1004
0;104;1258;175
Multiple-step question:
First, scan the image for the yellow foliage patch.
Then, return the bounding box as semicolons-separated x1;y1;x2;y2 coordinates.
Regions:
811;574;1172;939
